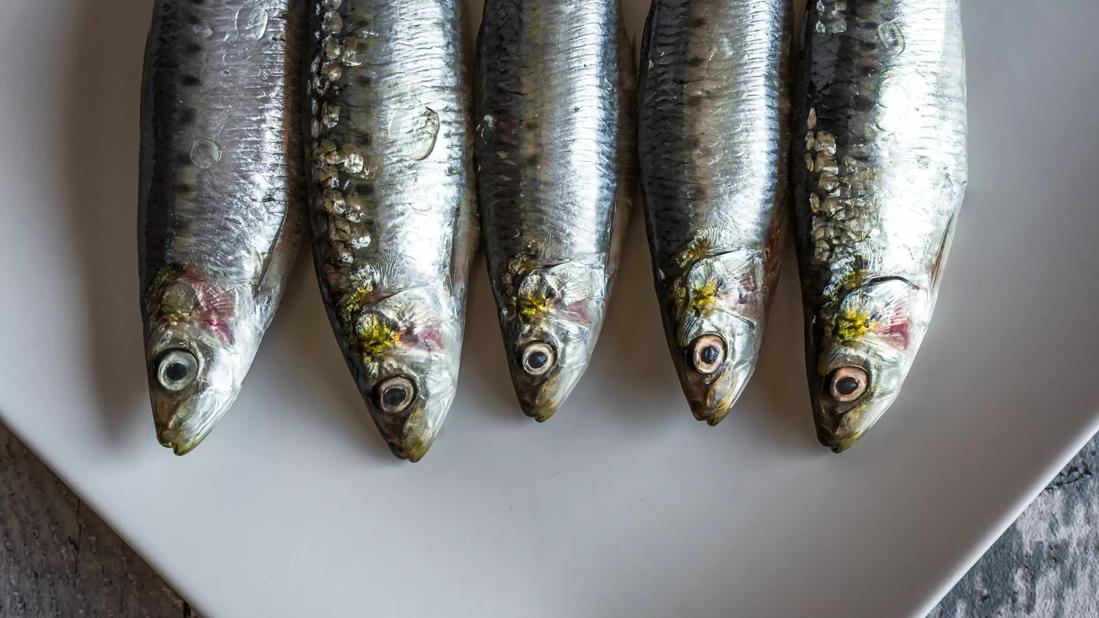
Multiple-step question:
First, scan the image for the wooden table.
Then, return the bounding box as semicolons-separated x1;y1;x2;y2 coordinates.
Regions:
2;424;1096;617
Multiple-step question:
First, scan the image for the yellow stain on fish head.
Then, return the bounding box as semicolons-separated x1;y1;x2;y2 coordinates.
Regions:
839;267;869;294
355;314;402;363
517;290;552;322
691;280;720;315
835;307;875;342
339;285;375;323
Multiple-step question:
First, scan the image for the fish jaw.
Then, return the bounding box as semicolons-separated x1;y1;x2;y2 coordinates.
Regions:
509;350;587;423
660;251;767;424
669;321;759;426
336;289;464;462
152;386;238;455
809;345;914;453
505;325;598;423
366;381;456;463
810;339;912;452
142;274;258;455
808;339;902;452
677;352;755;426
811;374;900;454
335;296;464;463
497;290;605;423
806;278;932;451
494;262;607;422
357;360;459;463
145;341;248;455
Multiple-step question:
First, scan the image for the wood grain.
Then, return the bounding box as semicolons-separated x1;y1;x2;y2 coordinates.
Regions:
0;428;189;617
1;422;1096;616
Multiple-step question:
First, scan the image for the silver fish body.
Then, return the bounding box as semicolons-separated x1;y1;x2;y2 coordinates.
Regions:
305;0;476;461
792;0;968;452
476;0;635;422
639;0;793;424
138;1;305;454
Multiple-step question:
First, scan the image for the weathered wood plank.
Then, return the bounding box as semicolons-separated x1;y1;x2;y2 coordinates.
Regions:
0;428;186;617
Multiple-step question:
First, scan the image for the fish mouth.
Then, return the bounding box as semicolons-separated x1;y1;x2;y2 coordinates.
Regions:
157;427;208;456
668;308;761;426
386;417;436;462
812;395;879;453
815;422;864;453
373;413;436;462
511;361;586;423
680;360;753;426
674;326;758;425
152;390;233;455
368;395;451;463
811;373;897;454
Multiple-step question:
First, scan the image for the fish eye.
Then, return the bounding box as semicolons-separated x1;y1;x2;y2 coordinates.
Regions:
829;366;870;403
520;342;556;377
376;376;415;414
156;349;199;392
690;335;726;374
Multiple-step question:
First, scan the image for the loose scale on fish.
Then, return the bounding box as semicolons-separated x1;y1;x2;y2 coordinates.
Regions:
791;0;968;451
304;0;476;461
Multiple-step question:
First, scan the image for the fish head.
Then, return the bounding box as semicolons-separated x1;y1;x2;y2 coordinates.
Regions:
810;278;931;452
500;261;606;422
143;273;252;455
664;250;766;425
345;287;461;462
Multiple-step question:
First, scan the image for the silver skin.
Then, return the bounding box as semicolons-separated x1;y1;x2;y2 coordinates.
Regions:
476;0;635;422
639;0;793;425
792;0;968;452
305;0;476;461
138;1;305;455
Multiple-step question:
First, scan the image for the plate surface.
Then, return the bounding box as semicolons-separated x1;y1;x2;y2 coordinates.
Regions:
2;1;1098;616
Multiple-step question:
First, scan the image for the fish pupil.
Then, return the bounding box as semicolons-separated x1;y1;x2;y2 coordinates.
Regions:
700;345;720;365
382;387;408;407
527;351;548;369
835;376;860;396
164;362;188;382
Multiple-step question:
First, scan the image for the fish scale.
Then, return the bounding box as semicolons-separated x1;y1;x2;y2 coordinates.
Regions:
476;0;635;422
138;0;306;454
639;0;793;424
305;0;475;461
792;0;968;451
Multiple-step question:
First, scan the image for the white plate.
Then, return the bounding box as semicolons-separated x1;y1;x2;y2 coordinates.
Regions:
2;1;1098;616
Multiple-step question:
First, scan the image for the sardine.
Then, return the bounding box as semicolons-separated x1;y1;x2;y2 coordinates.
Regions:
305;0;476;461
792;0;968;452
138;1;305;454
639;0;793;424
476;0;635;421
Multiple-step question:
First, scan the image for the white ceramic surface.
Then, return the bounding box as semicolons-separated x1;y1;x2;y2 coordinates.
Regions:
2;1;1098;616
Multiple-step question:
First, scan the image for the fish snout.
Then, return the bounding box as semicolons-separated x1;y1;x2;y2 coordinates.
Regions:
513;364;585;423
681;360;753;426
389;407;437;463
508;337;588;422
816;423;864;454
676;329;757;425
366;373;454;462
810;353;904;453
812;401;862;453
151;387;235;455
145;333;243;455
370;403;440;463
